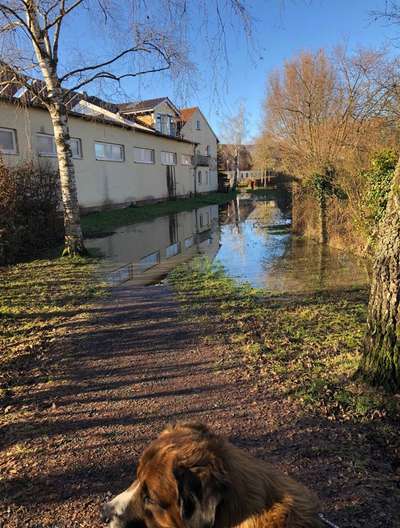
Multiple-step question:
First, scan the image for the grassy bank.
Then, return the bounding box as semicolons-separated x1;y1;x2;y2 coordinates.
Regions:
170;258;398;420
0;255;107;402
82;191;236;237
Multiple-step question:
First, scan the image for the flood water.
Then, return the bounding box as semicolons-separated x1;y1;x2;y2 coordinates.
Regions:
85;185;369;292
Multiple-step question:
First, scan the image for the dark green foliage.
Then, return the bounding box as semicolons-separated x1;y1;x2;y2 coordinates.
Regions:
0;159;63;265
362;149;397;234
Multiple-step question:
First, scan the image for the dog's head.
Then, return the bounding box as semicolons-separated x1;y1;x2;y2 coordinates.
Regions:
101;423;229;528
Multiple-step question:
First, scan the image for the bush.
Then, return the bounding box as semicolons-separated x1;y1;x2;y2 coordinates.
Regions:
0;159;63;265
361;149;397;238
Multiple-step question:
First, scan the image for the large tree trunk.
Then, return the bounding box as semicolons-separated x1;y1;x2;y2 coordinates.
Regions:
359;160;400;391
49;102;86;256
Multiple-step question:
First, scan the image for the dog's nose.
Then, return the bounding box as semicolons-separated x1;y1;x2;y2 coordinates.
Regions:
101;503;113;524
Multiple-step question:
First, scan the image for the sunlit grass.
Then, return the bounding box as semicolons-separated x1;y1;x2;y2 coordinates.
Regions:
1;255;107;397
170;257;398;420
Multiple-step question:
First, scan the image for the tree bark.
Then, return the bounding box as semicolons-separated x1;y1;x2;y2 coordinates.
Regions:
49;102;86;256
318;192;328;244
26;3;85;256
359;159;400;391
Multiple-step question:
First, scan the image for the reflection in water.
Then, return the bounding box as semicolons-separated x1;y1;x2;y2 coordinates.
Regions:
216;187;368;292
85;185;368;292
85;205;220;286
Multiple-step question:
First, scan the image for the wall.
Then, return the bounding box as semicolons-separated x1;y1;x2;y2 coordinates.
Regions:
0;101;195;211
180;108;218;192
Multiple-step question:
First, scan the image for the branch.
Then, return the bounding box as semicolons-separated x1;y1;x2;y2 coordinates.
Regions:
0;1;42;49
45;0;84;31
59;40;172;83
64;62;172;95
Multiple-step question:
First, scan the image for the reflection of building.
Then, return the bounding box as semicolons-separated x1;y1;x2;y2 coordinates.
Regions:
86;205;220;285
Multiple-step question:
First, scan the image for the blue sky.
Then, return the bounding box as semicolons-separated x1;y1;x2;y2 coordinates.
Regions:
64;0;399;140
183;0;399;139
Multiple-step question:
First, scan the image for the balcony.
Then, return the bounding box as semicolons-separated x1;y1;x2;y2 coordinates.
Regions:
193;154;210;166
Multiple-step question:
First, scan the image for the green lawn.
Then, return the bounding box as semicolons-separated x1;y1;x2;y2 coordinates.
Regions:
169;257;398;420
81;191;236;237
0;255;107;399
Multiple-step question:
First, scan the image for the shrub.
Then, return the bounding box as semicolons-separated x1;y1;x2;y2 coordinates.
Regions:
361;149;397;238
0;159;63;265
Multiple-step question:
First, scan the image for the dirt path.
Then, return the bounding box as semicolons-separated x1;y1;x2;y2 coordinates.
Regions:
1;284;398;527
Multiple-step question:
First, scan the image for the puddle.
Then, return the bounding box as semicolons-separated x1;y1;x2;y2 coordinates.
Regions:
85;186;369;292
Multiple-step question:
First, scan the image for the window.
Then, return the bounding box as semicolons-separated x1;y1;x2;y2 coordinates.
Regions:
166;242;180;258
160;151;177;165
140;251;160;271
0;127;17;154
14;86;28;98
134;147;154;164
95;141;124;162
37;133;82;159
199;211;210;228
196;120;201;130
197;170;202;185
70;138;82;159
204;170;209;185
206;145;211;156
156;114;175;135
181;154;192;166
184;236;194;249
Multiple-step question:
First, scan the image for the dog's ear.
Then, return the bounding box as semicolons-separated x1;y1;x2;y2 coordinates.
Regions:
173;466;203;520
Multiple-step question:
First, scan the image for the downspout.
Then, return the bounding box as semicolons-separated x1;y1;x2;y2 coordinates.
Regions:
193;143;198;196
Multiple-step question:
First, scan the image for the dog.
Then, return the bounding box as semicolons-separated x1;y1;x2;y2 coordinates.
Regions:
101;422;324;528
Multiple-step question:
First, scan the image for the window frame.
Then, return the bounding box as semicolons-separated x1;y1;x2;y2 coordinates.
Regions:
0;127;18;155
37;133;82;159
160;151;177;166
95;141;125;162
181;154;192;166
133;147;155;164
165;242;180;258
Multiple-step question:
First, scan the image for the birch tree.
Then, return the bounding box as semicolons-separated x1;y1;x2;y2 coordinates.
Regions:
220;101;248;188
0;0;252;255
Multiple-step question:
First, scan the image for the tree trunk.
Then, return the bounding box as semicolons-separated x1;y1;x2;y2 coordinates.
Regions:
359;160;400;391
318;192;328;244
25;5;85;256
49;102;86;256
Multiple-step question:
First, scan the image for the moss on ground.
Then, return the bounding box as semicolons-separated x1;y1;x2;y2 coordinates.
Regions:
81;191;237;237
0;255;107;399
169;258;399;421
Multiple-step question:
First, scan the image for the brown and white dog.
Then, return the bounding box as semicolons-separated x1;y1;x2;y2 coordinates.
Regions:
101;422;324;528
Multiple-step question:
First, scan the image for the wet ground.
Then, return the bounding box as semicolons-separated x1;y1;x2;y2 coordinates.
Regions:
86;186;369;292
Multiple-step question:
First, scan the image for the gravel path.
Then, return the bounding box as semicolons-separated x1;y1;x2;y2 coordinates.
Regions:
1;284;398;528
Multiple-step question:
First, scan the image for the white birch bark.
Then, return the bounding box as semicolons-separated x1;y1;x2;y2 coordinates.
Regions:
25;1;85;255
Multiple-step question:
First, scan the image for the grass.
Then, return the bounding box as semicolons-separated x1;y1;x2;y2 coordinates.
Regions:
0;253;107;400
81;191;237;237
169;258;399;421
243;186;276;194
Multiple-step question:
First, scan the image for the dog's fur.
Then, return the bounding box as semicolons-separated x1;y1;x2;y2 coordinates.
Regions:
102;422;323;528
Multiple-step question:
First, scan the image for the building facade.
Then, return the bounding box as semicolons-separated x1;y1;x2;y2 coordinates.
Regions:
179;107;219;194
0;100;197;212
0;85;220;212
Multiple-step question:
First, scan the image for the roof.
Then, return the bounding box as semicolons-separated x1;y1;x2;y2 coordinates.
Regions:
179;106;219;142
119;97;180;115
180;107;198;123
0;68;194;144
